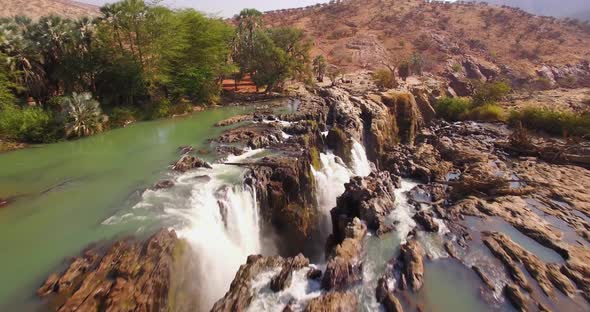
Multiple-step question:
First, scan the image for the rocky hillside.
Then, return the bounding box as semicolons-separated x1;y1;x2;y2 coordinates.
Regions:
0;0;99;19
264;0;590;79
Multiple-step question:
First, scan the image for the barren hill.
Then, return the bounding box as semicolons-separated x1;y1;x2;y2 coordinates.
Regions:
263;0;590;81
0;0;99;20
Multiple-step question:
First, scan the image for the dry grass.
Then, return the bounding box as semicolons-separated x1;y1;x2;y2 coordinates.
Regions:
0;0;98;20
263;0;590;74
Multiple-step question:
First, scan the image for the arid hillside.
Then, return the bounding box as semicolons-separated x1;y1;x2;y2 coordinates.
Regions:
264;0;590;81
0;0;99;20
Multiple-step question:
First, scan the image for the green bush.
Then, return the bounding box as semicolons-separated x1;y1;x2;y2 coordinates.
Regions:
169;102;193;116
472;81;512;106
0;104;64;143
108;106;138;128
149;98;171;119
509;107;590;137
434;97;473;121
465;104;507;122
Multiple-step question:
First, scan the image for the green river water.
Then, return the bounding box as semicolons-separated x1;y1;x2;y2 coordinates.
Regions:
0;107;249;310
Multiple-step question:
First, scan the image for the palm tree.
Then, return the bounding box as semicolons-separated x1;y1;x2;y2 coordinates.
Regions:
63;92;105;138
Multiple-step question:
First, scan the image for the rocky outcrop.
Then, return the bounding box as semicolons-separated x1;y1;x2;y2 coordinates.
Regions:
382;143;452;183
248;154;320;257
172;155;212;172
38;230;182;312
331;171;398;239
270;254;310;292
215;115;251;127
322;218;366;290
504;283;529;312
376;277;404;312
212;254;312;312
215;122;285;149
398;239;425;292
413;210;440;233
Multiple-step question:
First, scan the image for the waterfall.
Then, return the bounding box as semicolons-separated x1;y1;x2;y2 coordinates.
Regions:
351;140;372;177
311;139;372;234
106;149;267;311
175;176;262;310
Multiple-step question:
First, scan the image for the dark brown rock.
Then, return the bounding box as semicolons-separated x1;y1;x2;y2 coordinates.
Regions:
172;155;212;172
504;283;529;312
271;254;310;292
413;210;440;232
331;171;397;240
322;218;366;291
153;180;174;190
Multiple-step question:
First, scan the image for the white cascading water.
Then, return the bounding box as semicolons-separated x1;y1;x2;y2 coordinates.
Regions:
311;139;372;233
103;149;267;311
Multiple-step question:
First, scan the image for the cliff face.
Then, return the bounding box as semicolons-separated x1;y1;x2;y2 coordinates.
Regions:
263;0;590;78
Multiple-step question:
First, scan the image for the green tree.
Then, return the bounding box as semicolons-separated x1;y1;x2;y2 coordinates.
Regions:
233;9;263;76
249;27;311;92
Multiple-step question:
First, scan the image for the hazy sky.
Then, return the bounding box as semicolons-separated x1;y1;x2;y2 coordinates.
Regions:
79;0;331;17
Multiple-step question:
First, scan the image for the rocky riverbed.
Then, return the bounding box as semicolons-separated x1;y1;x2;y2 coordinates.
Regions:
36;81;590;312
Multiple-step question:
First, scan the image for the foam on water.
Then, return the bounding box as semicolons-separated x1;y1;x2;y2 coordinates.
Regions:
105;148;268;310
247;267;323;312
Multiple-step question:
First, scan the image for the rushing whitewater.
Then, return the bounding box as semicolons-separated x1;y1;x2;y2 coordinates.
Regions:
104;149;268;310
311;139;372;234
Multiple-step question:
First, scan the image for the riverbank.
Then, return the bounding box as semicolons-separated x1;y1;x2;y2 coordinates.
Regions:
11;79;590;312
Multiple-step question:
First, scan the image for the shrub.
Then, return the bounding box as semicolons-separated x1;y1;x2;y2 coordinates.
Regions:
108;107;138;128
472;81;512;106
169;102;193;116
0;104;63;143
372;69;397;90
509;107;590;137
149;98;171;119
434;97;473;121
451;63;462;73
465;104;507;122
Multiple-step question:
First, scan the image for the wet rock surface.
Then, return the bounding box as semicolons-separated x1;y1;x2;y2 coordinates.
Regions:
171;155;212;172
38;230;182;312
212;254;315;312
331;171;398;238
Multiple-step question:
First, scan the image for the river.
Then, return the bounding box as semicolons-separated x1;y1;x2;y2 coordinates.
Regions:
0;106;250;310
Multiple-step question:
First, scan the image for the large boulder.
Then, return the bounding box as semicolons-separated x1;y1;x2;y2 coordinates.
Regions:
249;154;320;257
322;218;367;291
331;171;398;239
212;254;312;312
